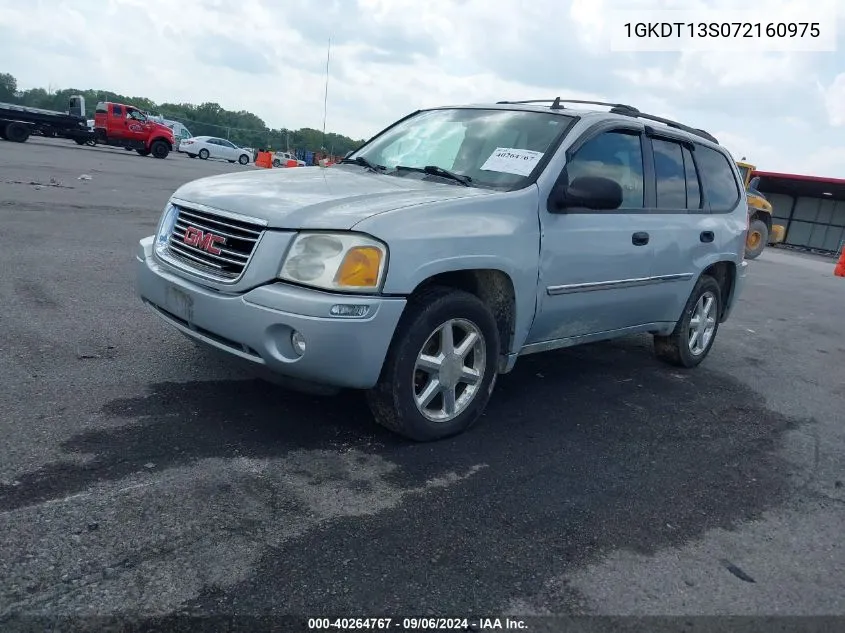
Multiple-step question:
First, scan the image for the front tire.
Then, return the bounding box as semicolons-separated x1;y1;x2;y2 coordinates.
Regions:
654;275;722;368
238;154;249;165
272;158;281;167
745;219;768;260
366;286;500;442
198;149;209;160
150;141;169;159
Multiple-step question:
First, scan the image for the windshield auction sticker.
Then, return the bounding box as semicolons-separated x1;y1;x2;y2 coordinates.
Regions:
480;147;543;176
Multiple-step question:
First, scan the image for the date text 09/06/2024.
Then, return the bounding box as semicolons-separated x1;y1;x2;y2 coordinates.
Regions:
623;21;820;38
307;617;528;630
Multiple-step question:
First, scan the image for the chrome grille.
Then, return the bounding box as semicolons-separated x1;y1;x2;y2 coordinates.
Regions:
167;205;264;280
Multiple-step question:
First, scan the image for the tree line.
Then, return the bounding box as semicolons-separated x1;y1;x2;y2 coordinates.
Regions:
0;72;368;156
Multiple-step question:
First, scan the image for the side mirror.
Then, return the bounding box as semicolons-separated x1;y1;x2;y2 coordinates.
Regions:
552;176;623;211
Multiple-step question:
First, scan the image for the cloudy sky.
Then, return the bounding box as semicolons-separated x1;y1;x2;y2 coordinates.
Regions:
2;0;844;176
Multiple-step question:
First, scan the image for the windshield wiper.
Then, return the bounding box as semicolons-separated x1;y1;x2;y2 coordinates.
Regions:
340;156;385;173
395;165;472;186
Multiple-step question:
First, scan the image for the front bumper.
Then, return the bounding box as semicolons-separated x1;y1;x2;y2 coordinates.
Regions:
136;237;406;389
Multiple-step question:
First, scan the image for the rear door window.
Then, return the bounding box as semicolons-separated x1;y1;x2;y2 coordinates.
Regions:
652;138;686;209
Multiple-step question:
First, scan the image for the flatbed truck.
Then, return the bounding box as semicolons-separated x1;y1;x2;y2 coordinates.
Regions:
0;96;175;158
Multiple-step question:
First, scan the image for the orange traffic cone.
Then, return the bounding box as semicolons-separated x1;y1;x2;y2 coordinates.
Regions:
835;247;845;277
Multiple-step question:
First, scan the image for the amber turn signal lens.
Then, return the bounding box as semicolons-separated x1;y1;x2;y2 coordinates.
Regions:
334;246;383;287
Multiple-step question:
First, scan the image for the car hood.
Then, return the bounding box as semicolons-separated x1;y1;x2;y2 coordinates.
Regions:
171;165;496;229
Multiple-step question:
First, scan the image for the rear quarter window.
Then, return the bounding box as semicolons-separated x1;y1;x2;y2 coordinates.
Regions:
695;144;741;212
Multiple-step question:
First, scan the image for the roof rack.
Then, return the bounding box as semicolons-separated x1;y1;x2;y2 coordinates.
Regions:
495;97;719;144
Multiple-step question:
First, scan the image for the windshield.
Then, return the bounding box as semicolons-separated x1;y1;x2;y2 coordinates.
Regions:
350;108;575;189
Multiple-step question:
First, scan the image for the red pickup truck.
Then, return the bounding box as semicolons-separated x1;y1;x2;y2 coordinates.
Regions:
91;101;175;158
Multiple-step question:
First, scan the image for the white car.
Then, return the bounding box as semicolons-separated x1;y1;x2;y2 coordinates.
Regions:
272;151;306;167
180;136;252;165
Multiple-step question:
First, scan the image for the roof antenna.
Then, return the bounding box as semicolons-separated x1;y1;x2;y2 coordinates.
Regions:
550;97;563;110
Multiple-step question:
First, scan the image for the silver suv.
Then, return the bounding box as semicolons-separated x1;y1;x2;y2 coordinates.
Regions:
136;98;748;441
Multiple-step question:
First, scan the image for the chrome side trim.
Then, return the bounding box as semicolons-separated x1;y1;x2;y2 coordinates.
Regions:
170;197;270;227
546;273;694;296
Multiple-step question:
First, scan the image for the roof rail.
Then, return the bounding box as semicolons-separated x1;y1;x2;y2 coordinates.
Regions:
495;97;719;144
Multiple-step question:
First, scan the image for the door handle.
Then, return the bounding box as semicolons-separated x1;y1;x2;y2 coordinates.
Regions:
700;231;715;243
632;231;650;246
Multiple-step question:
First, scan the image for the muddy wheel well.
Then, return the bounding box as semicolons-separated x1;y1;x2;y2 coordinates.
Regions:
412;270;516;356
702;261;735;321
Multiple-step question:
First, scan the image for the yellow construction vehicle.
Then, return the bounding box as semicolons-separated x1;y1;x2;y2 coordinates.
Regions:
736;160;785;259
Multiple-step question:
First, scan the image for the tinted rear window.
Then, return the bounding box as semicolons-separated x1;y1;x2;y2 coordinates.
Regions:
695;145;740;212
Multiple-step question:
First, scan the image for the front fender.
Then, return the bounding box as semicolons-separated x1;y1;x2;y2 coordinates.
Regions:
356;185;543;355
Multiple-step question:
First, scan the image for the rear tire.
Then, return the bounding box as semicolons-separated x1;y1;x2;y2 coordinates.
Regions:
198;149;209;160
654;275;722;368
5;122;30;143
745;219;768;260
151;141;169;159
366;286;500;442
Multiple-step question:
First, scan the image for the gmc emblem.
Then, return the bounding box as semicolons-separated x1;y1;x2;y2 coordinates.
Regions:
183;226;225;255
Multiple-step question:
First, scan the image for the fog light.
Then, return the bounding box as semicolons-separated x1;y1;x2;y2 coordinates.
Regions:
291;330;306;355
330;304;369;317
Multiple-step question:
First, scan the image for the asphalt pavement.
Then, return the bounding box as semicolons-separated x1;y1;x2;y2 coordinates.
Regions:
1;137;844;628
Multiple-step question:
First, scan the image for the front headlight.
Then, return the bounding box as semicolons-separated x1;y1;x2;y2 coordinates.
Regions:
155;202;179;248
279;232;388;293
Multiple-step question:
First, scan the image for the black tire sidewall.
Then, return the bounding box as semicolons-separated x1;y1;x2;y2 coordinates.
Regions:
151;141;168;159
7;123;29;143
381;291;500;441
675;276;722;367
199;149;209;159
239;154;249;165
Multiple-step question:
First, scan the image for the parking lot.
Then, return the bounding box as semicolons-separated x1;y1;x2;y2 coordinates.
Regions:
1;136;844;624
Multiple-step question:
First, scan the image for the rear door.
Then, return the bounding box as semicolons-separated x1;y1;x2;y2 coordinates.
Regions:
204;138;221;159
108;103;124;137
646;133;733;323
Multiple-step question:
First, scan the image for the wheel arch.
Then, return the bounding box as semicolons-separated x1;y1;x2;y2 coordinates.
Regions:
408;268;517;369
149;136;173;150
750;210;772;231
699;260;737;322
